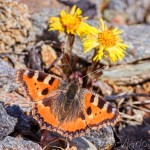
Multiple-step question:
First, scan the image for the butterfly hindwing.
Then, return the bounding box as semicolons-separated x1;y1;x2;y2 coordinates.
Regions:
33;98;88;139
33;101;59;131
82;90;120;129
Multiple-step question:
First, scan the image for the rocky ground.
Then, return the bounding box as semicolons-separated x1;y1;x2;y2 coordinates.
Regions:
0;0;150;149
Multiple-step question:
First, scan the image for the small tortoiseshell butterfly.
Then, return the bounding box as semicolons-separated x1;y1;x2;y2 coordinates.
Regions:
16;69;120;139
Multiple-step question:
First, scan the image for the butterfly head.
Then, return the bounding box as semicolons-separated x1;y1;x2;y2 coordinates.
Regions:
69;72;83;86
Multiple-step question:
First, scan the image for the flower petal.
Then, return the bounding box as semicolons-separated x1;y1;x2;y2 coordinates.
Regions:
70;5;76;15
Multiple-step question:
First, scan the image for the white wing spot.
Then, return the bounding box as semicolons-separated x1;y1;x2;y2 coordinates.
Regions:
92;96;99;106
44;75;51;84
33;72;39;80
112;108;116;114
24;70;29;75
103;102;109;111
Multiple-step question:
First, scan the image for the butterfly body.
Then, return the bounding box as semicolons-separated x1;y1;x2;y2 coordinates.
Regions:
16;69;120;139
61;80;80;110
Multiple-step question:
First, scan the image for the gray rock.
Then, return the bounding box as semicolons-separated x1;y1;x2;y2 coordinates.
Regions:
104;0;150;24
84;126;115;149
29;8;60;42
0;59;31;113
0;103;17;140
0;59;17;93
0;0;32;53
0;136;42;150
102;61;150;86
73;137;97;150
121;25;150;64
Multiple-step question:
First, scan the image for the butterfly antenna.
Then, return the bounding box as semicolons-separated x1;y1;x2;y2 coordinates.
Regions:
61;44;73;74
81;66;106;80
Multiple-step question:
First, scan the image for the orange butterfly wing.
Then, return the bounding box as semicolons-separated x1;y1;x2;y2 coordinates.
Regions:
59;90;121;139
34;101;88;139
16;69;62;101
82;90;120;129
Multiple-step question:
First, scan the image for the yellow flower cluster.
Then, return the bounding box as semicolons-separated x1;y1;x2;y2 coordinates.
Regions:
49;6;128;62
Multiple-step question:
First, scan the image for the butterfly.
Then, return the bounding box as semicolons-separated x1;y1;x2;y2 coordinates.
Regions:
16;69;120;140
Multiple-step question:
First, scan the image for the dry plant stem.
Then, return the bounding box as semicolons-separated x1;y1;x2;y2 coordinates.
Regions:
87;49;99;74
90;49;100;72
132;100;150;105
0;52;28;55
104;93;150;101
132;105;150;113
44;146;65;150
43;138;69;150
121;119;141;125
64;34;75;63
120;113;143;122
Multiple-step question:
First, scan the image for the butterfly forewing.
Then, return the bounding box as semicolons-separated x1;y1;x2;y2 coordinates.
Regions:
16;69;63;101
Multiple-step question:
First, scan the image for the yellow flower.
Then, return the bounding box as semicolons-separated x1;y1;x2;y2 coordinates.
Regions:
82;18;128;62
49;5;88;35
